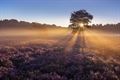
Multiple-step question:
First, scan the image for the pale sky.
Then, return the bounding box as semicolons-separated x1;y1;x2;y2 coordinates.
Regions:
0;0;120;26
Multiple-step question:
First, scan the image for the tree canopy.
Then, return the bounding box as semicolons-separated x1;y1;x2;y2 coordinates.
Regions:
70;10;93;27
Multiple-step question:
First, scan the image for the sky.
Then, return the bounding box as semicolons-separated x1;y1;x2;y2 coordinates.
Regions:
0;0;120;26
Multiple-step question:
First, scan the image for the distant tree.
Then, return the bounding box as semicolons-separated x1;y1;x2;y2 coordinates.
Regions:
70;10;93;28
0;19;61;29
52;24;56;27
9;19;18;23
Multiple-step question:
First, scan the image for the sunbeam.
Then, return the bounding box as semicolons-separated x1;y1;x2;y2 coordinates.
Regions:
64;31;79;53
84;29;120;56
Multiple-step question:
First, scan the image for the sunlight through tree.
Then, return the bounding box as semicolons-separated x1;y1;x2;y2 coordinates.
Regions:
70;10;93;32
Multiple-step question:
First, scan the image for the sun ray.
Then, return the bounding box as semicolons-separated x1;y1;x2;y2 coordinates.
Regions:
84;29;120;55
64;31;79;53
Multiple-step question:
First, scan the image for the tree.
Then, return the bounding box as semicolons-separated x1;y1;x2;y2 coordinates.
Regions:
70;10;93;28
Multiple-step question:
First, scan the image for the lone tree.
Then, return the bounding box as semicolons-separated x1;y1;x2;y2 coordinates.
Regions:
70;10;93;30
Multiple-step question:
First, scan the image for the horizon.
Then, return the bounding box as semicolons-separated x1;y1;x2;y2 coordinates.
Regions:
0;19;120;27
0;0;120;26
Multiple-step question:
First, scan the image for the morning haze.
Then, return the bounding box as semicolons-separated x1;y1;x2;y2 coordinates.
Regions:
0;0;120;80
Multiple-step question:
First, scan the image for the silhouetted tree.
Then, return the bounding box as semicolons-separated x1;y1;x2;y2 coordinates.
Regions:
70;10;93;28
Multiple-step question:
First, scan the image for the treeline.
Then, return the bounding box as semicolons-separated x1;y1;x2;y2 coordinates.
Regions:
91;23;120;33
0;19;62;29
